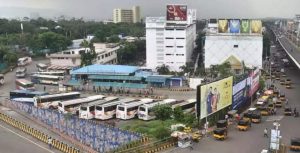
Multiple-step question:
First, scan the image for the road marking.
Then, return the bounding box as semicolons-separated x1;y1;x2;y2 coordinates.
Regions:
0;122;55;153
266;115;284;122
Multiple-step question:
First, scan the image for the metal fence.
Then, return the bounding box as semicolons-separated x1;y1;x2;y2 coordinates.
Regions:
9;101;143;153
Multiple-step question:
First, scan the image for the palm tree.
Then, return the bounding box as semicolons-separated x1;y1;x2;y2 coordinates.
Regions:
156;64;170;75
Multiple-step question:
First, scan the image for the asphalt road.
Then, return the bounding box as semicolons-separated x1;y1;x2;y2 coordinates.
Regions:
169;31;300;153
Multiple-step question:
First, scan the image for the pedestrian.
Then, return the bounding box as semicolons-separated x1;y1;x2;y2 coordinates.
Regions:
264;128;268;137
43;86;46;91
274;108;277;115
48;137;52;149
294;108;297;115
225;114;229;122
249;120;252;127
286;99;289;105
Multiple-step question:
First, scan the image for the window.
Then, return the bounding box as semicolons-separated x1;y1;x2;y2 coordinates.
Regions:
166;28;174;31
127;106;138;112
176;54;184;56
102;55;104;59
165;37;174;39
96;106;102;111
176;38;185;39
177;46;184;48
234;45;239;48
118;106;125;111
176;29;184;31
166;46;173;48
139;107;146;112
166;54;173;56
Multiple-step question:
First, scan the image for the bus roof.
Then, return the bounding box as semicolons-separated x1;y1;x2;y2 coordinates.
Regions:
98;98;137;107
172;99;196;108
11;98;34;103
36;92;80;99
118;98;154;107
10;90;48;95
37;63;47;67
32;71;64;75
31;74;61;79
60;95;105;106
139;99;177;108
16;79;33;85
81;96;118;107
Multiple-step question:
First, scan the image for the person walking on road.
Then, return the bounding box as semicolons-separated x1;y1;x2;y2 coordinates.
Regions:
44;86;46;91
264;128;268;138
48;137;53;149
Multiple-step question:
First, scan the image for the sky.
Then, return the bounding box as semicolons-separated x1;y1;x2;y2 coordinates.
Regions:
0;0;299;20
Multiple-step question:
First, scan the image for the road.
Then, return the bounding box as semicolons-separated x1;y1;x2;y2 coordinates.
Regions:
169;30;300;153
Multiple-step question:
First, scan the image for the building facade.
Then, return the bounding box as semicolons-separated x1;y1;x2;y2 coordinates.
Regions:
146;17;196;71
113;6;141;23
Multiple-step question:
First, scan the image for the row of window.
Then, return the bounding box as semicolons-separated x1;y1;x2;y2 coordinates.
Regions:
166;46;184;48
97;51;116;60
165;54;185;56
165;37;185;40
165;28;185;31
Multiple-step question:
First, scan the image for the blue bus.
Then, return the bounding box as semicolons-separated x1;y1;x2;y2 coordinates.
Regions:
10;90;48;99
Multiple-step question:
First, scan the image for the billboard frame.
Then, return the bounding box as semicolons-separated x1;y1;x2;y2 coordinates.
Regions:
166;4;188;24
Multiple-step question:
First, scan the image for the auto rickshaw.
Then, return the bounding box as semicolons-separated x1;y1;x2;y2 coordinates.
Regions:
279;94;286;101
271;75;276;79
216;120;228;129
213;128;227;140
286;84;292;89
273;91;279;97
265;74;271;79
280;79;285;85
275;100;282;107
290;138;300;151
275;76;280;80
284;107;292;116
281;72;287;77
251;111;261;123
237;120;250;131
285;79;292;85
243;112;252;122
260;107;270;116
268;103;275;110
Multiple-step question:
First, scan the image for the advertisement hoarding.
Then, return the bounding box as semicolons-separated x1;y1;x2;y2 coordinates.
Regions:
200;76;233;119
229;19;240;33
232;78;249;110
218;19;229;33
248;68;260;96
166;5;187;22
251;20;262;34
241;20;250;33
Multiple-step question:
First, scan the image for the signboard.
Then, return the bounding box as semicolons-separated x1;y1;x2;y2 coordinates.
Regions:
166;5;187;22
251;20;262;34
232;78;249;110
200;76;233;119
218;19;229;33
229;19;240;33
248;68;260;96
270;129;281;150
241;20;250;33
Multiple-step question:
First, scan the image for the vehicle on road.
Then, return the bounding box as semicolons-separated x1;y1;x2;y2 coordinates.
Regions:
31;74;63;85
79;96;118;119
11;97;35;104
284;107;292;116
17;57;32;66
33;92;80;108
15;79;35;90
95;98;137;120
116;98;154;120
16;67;27;78
0;74;4;85
213;120;228;140
290;138;300;151
237;120;250;131
138;99;177;121
260;107;270;116
36;63;48;72
251;111;261;123
58;95;105;114
31;71;65;77
10;90;48;99
275;99;282;107
171;99;197;114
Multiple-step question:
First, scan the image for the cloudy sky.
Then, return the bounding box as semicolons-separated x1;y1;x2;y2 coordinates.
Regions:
0;0;299;20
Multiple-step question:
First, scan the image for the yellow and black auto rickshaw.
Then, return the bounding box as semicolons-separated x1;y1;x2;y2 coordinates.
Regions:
273;91;279;97
268;103;275;110
260;107;270;116
213;128;227;140
243;112;252;122
281;72;287;77
275;100;282;108
251;111;261;123
286;83;292;89
284;107;292;116
280;79;285;85
265;74;271;79
279;94;286;101
216;120;228;129
286;79;292;85
237;120;250;131
290;138;300;151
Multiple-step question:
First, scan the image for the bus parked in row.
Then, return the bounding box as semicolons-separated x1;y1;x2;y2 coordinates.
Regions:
95;98;137;120
31;74;62;85
58;95;105;114
10;90;48;99
31;71;65;77
33;92;80;108
11;97;35;104
79;97;119;120
16;67;27;78
138;99;177;121
171;99;197;114
0;74;4;85
15;79;35;90
116;98;154;120
17;57;32;66
36;63;48;72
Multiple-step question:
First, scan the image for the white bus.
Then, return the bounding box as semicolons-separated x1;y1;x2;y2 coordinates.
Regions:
16;67;27;78
31;74;63;85
171;99;197;114
17;57;32;66
36;63;48;72
58;95;105;114
0;74;4;85
11;98;35;104
79;97;119;119
33;92;80;108
116;98;154;120
31;71;65;77
138;99;177;121
15;79;35;90
95;98;137;120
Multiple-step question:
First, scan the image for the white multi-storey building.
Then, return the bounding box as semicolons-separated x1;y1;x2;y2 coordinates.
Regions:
113;6;141;23
146;16;196;71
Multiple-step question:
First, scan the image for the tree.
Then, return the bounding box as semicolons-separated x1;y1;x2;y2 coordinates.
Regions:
152;104;173;121
216;62;232;78
156;64;170;75
80;42;96;66
38;32;72;52
173;107;184;122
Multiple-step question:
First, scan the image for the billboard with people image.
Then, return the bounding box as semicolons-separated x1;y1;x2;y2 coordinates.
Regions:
200;76;233;119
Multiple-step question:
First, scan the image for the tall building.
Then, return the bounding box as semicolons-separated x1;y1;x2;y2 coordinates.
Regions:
113;6;141;23
146;5;196;71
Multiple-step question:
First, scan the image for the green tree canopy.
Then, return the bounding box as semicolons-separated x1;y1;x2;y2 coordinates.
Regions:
152;104;173;121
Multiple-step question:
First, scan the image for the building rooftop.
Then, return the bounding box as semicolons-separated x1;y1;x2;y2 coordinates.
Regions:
71;64;139;75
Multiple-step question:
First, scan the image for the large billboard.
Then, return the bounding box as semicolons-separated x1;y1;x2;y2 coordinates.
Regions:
218;19;229;33
232;78;249;110
248;68;260;96
166;5;187;22
251;20;262;34
229;19;240;33
241;20;250;33
200;76;233;119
